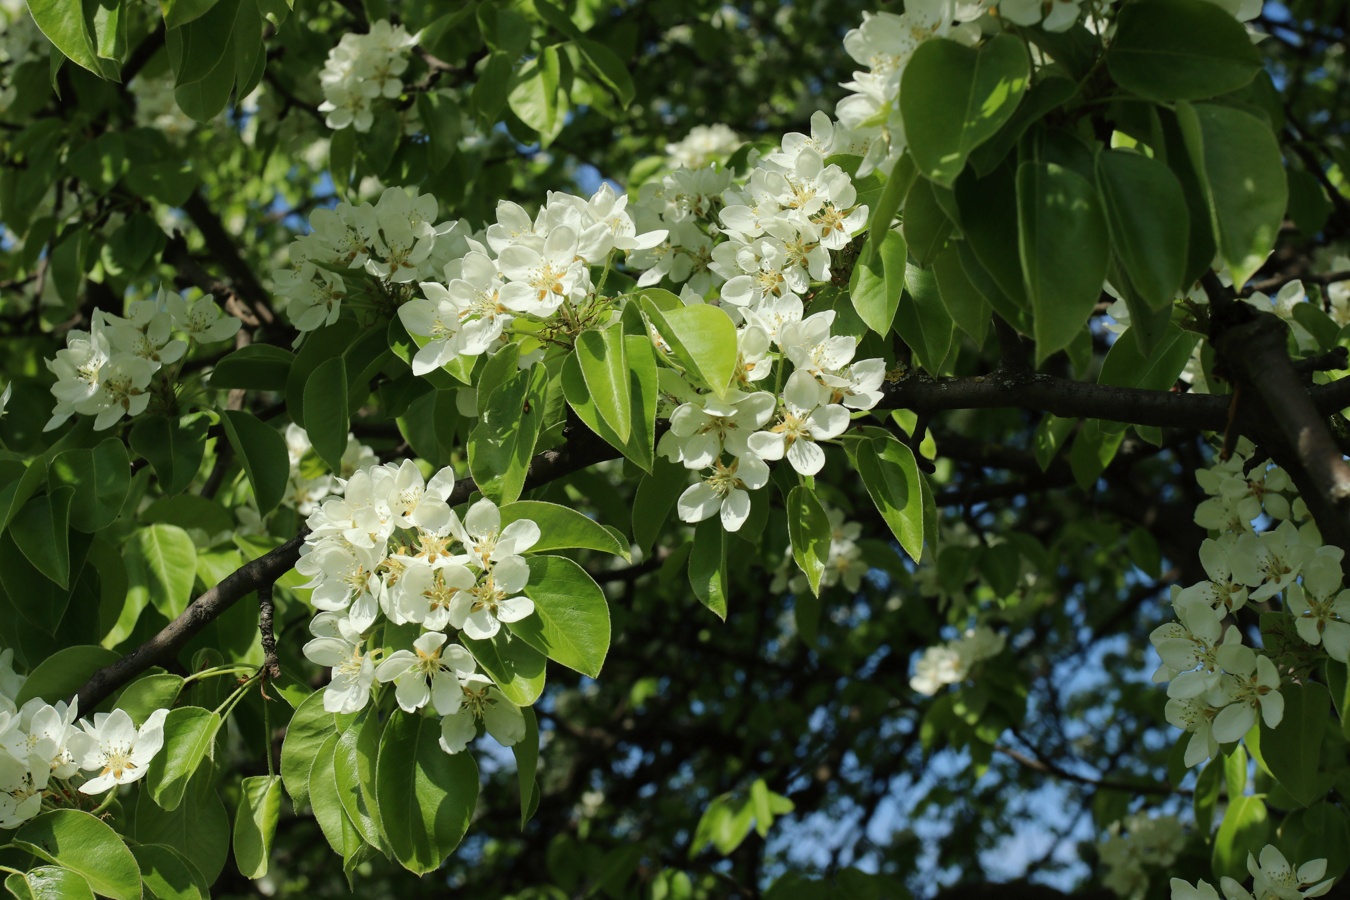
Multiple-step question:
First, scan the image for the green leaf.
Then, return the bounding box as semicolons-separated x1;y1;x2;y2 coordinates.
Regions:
14;645;117;706
280;689;336;810
376;710;479;875
147;706;222;812
1262;681;1331;807
134;769;230;886
468;361;548;505
786;485;831;597
500;500;629;560
159;0;223;27
308;734;362;860
5;867;95;900
26;0;121;79
513;555;611;678
232;775;282;880
901;34;1030;188
848;228;906;337
512;707;540;829
48;438;129;533
1107;0;1261;101
1016;161;1109;366
689;517;728;620
113;673;185;726
302;357;349;473
1212;795;1269;881
462;631;547;707
560;334;657;472
1095;149;1190;310
208;344;293;391
473;51;514;126
130;415;207;496
220;410;289;516
125;524;198;620
576;38;634;107
15;811;141;900
332;710;387;854
640;298;739;399
932;245;989;347
896;261;955;374
633;459;687;554
851;432;925;564
903;177;954;266
574;326;632;443
1176;101;1289;289
508;46;566;145
11;486;73;588
130;843;207;900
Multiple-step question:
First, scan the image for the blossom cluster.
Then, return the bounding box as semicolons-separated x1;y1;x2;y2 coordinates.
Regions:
318;20;418;133
45;290;239;431
275;187;474;337
665;123;741;170
1151;439;1350;767
397;183;666;370
0;650;170;828
298;462;539;754
1097;813;1185;900
1171;845;1333;900
909;625;1006;695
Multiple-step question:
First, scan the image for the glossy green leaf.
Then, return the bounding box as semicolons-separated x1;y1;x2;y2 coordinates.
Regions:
513;555;611;678
232;775;282;879
15;811;141;900
1095;149;1190;310
786;485;831;597
462;631;547;707
134;769;230;886
124;524;198;620
896;261;955;374
932;245;990;346
512;707;540;829
303;356;349;473
220;410;289;516
901;34;1030;187
689;517;728;620
208;344;293;391
848;227;906;337
509;46;566;145
1262;681;1331;807
376;710;479;875
130;843;208;900
129;415;207;496
640;298;738;399
5;866;95;900
332;710;387;853
1108;0;1261;101
280;688;337;810
500;500;629;560
561;336;657;472
851;432;925;564
14;645;117;706
903;177;954;266
574;326;632;443
48;438;129;533
576;38;634;107
1176;101;1289;289
26;0;121;79
468;361;548;505
147;706;222;811
114;673;185;725
1016;161;1109;365
160;0;223;27
1212;795;1269;881
11;486;73;588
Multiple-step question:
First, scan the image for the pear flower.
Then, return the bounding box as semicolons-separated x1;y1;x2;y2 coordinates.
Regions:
664;390;777;468
1247;844;1334;899
676;455;771;532
0;749;43;827
1165;695;1223;767
447;556;535;640
303;612;375;714
375;632;479;715
71;707;169;794
1287;549;1350;661
1176;535;1250;614
167;292;241;344
451;498;541;569
438;675;527;754
387;559;478;631
1209;646;1284;742
1231;520;1314;601
746;371;850;476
